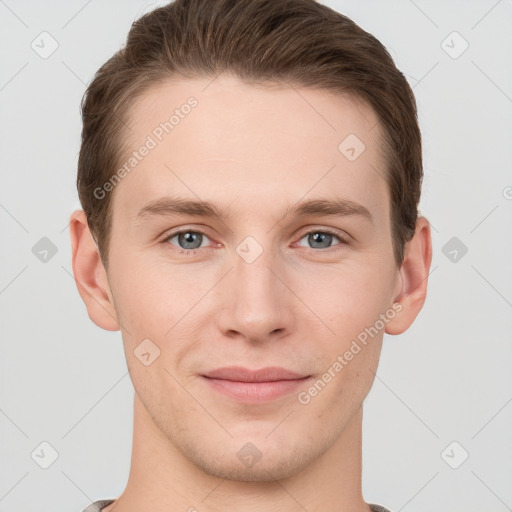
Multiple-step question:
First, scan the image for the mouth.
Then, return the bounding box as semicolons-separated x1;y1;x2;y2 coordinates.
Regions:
201;366;312;403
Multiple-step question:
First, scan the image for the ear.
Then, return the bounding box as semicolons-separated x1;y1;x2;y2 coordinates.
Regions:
69;209;120;331
385;216;433;335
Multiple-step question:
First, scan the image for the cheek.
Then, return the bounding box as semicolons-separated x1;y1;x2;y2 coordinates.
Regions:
296;260;392;410
291;261;391;408
292;260;393;343
110;253;197;334
108;254;210;386
296;338;382;433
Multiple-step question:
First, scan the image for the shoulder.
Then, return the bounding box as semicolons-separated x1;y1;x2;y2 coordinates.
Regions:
80;499;116;512
369;504;393;512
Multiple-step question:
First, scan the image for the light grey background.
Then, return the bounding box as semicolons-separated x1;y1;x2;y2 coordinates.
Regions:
1;0;511;511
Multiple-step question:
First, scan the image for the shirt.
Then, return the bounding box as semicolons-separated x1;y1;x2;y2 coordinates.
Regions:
81;499;393;511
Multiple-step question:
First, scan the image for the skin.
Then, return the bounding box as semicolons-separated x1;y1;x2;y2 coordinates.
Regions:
70;73;432;512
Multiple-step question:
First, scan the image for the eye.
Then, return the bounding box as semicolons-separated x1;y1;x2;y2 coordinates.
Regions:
164;229;211;252
161;227;349;255
296;229;348;250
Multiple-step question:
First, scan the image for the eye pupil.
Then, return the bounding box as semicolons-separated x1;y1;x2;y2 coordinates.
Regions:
309;232;333;249
178;231;202;249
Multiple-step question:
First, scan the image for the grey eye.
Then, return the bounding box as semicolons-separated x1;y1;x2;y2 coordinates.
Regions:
169;231;208;250
297;231;340;250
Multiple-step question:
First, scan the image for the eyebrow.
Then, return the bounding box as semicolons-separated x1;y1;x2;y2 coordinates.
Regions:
286;198;373;223
136;196;373;224
137;197;230;220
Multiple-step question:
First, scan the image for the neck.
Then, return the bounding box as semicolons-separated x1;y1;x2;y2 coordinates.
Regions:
105;395;371;512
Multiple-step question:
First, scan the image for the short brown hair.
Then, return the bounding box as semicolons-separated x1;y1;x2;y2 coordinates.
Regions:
77;0;422;269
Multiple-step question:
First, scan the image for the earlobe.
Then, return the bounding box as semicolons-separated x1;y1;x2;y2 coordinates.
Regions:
69;209;120;331
385;216;433;336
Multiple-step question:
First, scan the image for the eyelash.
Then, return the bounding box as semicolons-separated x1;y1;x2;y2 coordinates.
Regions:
161;227;349;255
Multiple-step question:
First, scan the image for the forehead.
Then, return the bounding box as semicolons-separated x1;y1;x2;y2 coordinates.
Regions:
112;73;389;224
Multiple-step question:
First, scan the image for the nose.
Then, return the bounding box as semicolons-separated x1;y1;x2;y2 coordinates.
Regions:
215;246;295;343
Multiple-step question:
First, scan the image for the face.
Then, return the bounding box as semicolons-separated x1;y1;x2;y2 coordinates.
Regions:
102;73;403;481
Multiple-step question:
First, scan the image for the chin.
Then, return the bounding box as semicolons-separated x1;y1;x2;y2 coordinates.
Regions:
194;449;314;482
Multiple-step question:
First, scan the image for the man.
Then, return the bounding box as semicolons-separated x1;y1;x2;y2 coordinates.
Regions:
69;0;432;510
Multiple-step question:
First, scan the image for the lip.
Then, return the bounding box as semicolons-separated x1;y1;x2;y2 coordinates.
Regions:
203;366;307;382
201;366;312;403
